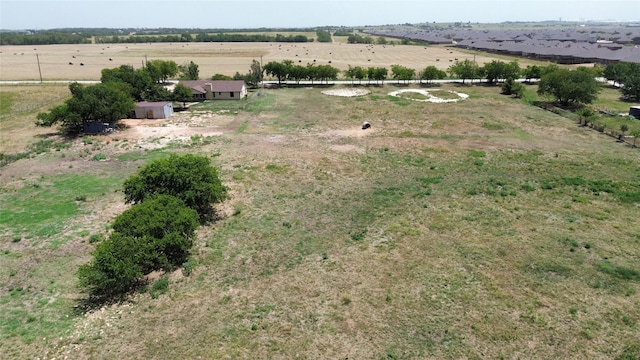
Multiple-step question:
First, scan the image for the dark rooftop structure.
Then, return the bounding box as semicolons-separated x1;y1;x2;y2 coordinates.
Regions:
364;25;640;65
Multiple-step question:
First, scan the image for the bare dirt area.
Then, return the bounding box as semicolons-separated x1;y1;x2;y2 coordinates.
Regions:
117;118;223;146
0;42;510;81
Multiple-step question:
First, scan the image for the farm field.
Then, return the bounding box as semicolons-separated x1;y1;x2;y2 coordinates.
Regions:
0;41;551;81
1;81;639;359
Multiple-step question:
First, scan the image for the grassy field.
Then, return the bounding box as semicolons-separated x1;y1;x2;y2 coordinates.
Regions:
1;81;639;359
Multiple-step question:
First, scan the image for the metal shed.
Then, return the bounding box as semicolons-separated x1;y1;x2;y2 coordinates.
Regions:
134;101;174;119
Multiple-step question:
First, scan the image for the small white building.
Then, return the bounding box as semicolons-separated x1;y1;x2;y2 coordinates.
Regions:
134;101;174;119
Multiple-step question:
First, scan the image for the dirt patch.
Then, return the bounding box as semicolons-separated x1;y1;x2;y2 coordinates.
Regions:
388;89;469;103
319;127;376;139
115;117;224;149
321;88;371;97
330;144;365;153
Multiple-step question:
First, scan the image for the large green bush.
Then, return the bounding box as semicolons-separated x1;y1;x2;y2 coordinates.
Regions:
123;154;228;217
77;232;150;297
78;195;199;298
112;194;199;267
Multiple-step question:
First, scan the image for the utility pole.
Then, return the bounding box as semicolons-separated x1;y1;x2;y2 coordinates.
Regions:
36;53;43;84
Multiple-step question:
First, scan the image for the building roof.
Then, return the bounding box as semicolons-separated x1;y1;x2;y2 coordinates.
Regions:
136;101;172;107
180;80;246;94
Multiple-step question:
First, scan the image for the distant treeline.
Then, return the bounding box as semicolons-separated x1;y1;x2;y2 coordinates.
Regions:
0;27;363;46
1;28;334;45
97;33;311;44
0;32;91;45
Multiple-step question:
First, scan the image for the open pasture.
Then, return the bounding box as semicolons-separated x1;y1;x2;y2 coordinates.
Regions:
0;41;546;81
1;81;639;359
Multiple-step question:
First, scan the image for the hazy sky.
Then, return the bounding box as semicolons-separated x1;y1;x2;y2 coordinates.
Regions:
1;0;638;30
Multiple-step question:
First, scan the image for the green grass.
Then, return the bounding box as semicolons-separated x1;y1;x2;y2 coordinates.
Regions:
0;92;14;116
0;174;121;239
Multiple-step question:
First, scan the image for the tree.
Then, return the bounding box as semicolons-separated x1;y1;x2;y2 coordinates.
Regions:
537;68;601;106
419;66;446;84
101;65;154;101
36;82;134;131
315;64;339;83
264;60;290;84
620;124;629;136
123;154;228;217
142;84;173;102
504;60;521;82
391;64;415;84
145;59;178;83
179;61;199;80
344;65;356;84
501;78;525;98
482;60;507;84
306;64;318;84
352;66;366;84
173;83;193;108
288;64;308;84
211;73;233;80
621;71;640;101
630;129;640;148
316;29;332;43
576;107;595;126
247;59;263;88
367;66;388;85
448;59;481;84
523;65;542;83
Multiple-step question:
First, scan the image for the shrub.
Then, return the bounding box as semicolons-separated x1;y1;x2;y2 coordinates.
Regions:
91;153;107;161
150;277;169;299
79;195;199;299
111;195;199;268
78;233;150;297
123;154;228;217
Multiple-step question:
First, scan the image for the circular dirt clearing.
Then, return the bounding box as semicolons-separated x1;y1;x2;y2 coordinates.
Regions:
322;88;371;97
388;89;469;103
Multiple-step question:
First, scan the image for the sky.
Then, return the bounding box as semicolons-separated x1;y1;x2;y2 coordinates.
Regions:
1;0;639;30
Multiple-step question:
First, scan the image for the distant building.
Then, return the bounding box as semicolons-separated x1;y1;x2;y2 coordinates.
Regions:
134;101;174;119
180;80;248;101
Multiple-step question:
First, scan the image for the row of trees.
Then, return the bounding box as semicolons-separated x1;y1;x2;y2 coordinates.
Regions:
256;58;604;106
98;33;311;44
263;60;340;84
0;32;91;45
79;154;228;300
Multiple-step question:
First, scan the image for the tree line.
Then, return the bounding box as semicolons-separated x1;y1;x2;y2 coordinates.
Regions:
97;33;311;44
0;32;91;45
